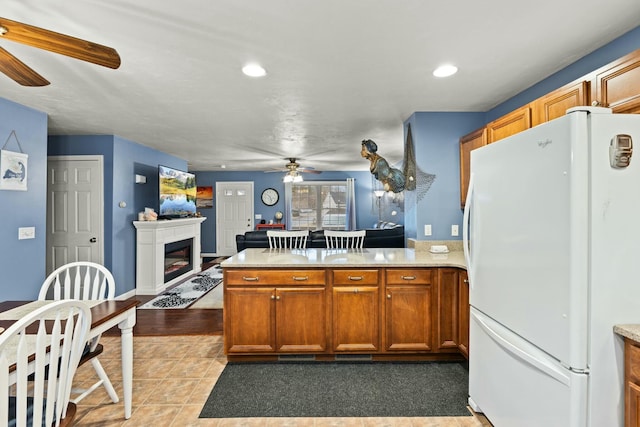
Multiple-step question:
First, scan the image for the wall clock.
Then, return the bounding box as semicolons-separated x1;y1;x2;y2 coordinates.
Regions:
261;188;279;206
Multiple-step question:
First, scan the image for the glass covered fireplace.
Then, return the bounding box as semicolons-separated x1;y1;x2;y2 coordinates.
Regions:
164;238;193;283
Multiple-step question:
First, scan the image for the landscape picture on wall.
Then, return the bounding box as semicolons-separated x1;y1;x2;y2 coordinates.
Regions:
196;186;213;208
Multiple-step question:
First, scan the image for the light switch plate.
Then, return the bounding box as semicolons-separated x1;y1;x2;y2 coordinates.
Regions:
18;227;35;240
424;224;432;236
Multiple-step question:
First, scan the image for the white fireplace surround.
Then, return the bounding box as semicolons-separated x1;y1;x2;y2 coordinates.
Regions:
133;217;206;295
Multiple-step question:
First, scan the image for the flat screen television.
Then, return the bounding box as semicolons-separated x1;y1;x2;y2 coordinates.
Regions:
158;165;197;218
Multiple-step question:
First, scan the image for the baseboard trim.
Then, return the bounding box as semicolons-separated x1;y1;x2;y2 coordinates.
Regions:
117;289;137;300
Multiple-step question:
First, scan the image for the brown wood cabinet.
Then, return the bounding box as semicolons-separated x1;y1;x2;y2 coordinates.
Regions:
332;269;380;352
592;50;640;114
384;268;434;352
458;270;470;358
625;338;640;427
224;266;469;361
436;268;459;352
459;127;487;209
531;80;589;126
224;269;328;354
487;105;531;143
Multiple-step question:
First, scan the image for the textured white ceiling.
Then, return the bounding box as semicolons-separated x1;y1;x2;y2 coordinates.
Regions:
1;0;639;172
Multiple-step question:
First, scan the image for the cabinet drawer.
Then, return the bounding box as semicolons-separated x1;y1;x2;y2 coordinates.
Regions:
332;269;379;285
386;269;433;285
225;269;325;285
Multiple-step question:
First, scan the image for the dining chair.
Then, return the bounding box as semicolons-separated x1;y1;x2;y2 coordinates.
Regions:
267;230;309;249
324;230;366;249
1;299;91;427
38;261;119;405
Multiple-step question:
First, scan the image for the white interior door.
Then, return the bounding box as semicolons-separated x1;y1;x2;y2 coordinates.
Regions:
216;181;254;255
46;156;104;273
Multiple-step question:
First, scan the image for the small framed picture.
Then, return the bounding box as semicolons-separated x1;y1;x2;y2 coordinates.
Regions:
0;150;28;191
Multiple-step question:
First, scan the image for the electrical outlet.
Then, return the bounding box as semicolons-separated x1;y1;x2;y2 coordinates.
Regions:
424;224;432;236
451;225;459;236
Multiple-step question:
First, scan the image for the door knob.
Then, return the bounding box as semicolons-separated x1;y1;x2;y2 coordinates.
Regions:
89;237;97;243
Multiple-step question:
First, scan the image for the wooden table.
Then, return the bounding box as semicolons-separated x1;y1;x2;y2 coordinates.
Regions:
0;300;139;419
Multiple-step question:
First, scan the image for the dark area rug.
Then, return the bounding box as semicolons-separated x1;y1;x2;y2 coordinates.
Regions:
199;362;470;418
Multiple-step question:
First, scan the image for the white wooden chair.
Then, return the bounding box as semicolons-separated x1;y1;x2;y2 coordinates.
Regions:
267;230;309;249
39;262;119;405
1;300;91;427
324;230;366;249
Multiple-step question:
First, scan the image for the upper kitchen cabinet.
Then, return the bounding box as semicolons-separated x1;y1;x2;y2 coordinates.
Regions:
486;105;531;143
531;80;590;126
591;49;640;114
459;127;487;209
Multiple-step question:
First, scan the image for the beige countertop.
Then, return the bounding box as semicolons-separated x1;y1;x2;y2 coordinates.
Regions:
614;325;640;342
221;248;467;269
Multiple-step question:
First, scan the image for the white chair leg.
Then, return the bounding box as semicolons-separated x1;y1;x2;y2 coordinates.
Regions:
91;358;119;403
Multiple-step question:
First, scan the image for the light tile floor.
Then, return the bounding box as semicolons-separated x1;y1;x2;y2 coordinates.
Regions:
73;335;493;427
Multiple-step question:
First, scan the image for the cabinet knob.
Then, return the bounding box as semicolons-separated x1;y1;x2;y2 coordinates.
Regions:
401;275;416;281
464;279;469;284
354;288;359;294
271;295;275;300
348;276;363;281
242;276;259;281
275;295;281;300
591;100;601;107
387;294;391;299
292;276;308;281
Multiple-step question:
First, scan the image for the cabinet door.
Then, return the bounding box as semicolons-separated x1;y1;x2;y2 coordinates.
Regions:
626;340;640;427
531;80;589;126
459;128;487;209
458;270;470;358
487;105;531;143
332;286;379;352
385;285;433;351
275;287;327;353
436;268;459;352
225;287;275;353
592;50;640;114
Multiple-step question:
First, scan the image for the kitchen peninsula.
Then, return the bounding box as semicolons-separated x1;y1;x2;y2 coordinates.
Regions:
221;248;469;362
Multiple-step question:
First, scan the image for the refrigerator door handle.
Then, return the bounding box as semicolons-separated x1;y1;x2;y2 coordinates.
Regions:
463;173;474;284
473;310;571;387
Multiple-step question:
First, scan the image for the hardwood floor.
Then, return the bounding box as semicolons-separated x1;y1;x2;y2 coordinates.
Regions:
104;260;224;337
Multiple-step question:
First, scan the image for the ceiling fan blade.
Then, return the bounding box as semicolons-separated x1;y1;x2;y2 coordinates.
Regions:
0;46;49;86
0;17;121;69
299;169;322;174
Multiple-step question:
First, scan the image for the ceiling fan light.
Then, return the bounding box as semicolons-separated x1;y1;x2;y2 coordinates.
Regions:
293;174;303;183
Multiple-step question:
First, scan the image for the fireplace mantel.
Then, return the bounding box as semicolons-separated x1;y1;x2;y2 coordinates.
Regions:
133;217;206;295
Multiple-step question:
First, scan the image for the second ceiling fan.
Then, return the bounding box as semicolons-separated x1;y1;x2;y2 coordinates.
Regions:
266;158;322;182
0;16;121;86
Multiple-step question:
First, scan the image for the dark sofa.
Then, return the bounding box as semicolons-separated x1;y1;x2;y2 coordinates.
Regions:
236;223;405;252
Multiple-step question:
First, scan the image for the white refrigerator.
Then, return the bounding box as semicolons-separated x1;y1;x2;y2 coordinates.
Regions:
463;107;640;427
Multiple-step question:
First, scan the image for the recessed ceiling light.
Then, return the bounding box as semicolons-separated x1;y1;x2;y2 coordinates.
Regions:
433;64;458;78
242;63;266;77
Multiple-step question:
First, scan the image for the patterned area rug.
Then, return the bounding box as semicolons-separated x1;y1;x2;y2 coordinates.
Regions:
138;266;223;309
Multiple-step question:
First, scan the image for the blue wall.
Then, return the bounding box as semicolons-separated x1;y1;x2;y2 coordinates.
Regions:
194;170;387;253
405;113;485;241
0;98;48;300
48;135;187;296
